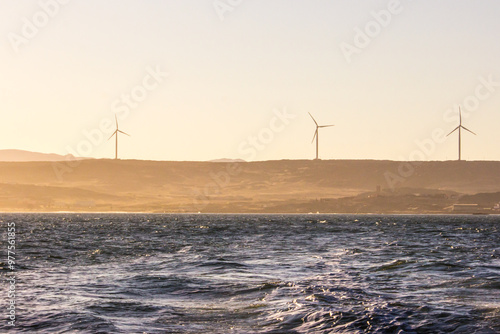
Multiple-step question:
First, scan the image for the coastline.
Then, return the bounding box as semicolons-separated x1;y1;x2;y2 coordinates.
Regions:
1;159;499;214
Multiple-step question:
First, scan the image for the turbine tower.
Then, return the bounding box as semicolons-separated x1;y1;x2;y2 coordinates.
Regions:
309;112;334;160
446;106;476;161
108;115;130;160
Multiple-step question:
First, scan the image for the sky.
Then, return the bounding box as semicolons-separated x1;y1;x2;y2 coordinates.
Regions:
1;0;500;161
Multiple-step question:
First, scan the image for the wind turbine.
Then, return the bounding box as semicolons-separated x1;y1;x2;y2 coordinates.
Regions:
108;115;130;160
309;112;334;160
446;106;476;161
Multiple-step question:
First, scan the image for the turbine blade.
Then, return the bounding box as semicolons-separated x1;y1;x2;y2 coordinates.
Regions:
446;127;459;137
308;112;318;126
461;126;476;135
459;106;462;125
115;114;118;129
311;129;318;143
118;130;131;136
319;125;334;128
108;130;117;140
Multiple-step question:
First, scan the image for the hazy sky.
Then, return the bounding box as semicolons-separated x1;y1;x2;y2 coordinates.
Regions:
1;0;500;161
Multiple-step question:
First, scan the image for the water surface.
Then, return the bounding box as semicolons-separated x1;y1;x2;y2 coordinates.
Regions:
1;214;499;333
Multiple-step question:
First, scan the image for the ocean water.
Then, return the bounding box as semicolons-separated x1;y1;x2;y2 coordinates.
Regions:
1;214;499;333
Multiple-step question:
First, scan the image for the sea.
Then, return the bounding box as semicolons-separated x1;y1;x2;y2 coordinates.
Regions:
1;214;499;333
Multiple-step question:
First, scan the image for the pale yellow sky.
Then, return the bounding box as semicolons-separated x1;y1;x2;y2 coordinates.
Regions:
1;0;500;161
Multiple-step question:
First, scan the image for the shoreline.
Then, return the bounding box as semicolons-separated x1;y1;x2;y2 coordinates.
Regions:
1;159;499;214
0;211;498;216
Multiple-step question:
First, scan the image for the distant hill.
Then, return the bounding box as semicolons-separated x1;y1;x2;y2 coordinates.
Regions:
0;149;89;162
0;159;499;213
209;158;246;163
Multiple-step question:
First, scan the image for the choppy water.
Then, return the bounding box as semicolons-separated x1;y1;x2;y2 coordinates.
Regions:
1;214;499;333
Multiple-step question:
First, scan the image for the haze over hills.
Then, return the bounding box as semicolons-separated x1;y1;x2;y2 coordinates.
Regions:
0;159;499;213
0;149;89;162
0;150;248;164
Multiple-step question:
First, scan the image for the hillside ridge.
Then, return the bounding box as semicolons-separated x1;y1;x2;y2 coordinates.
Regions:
1;159;499;213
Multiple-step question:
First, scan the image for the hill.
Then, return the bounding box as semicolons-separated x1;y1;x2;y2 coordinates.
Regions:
0;149;88;162
0;159;499;213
